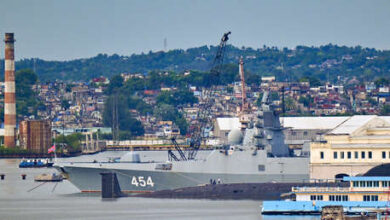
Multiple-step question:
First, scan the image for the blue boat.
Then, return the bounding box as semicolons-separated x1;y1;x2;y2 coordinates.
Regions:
19;159;53;168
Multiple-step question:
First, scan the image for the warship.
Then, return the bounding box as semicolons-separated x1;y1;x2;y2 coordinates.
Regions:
54;92;310;193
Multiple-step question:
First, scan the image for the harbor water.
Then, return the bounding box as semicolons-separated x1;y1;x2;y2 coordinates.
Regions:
0;151;319;220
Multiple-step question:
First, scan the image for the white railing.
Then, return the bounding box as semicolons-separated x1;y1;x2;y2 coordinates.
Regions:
292;187;350;193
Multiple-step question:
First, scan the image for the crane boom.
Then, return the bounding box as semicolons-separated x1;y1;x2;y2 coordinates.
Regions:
169;32;231;161
210;31;231;78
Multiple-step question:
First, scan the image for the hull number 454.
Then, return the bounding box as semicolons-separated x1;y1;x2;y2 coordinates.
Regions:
131;176;154;187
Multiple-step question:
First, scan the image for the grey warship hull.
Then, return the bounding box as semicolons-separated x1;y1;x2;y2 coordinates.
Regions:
56;149;309;193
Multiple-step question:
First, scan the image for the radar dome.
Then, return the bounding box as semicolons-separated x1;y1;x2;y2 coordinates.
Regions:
228;129;243;145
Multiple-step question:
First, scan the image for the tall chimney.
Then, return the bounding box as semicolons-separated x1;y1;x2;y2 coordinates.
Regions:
4;33;16;148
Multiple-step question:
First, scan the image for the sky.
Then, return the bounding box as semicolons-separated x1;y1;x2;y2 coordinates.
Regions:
1;0;390;61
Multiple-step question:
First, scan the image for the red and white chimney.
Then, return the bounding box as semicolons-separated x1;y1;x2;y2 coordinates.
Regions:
4;33;16;148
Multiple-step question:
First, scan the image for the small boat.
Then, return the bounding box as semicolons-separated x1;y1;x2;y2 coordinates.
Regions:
34;173;63;182
19;159;54;168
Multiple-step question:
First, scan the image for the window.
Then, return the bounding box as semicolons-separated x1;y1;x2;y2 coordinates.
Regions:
320;152;324;159
333;152;338;159
360;181;366;187
258;165;265;171
373;181;379;187
341;152;345;159
363;195;371;201
310;195;323;201
303;131;308;136
361;151;365;159
355;151;359;159
353;181;359;187
371;195;378;201
383;151;386;159
329;195;347;201
368;151;372;159
367;181;372;187
383;181;388;187
347;152;351;159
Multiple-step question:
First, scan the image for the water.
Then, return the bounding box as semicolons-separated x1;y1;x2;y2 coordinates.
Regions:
0;152;319;220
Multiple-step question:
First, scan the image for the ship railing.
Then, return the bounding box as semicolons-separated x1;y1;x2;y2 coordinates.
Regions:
291;186;350;193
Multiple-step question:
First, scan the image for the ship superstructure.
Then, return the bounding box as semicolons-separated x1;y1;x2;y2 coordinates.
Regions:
55;85;309;193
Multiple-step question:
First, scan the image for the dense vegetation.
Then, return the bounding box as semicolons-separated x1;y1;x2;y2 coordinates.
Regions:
53;133;83;153
103;74;199;138
0;69;42;122
1;44;389;83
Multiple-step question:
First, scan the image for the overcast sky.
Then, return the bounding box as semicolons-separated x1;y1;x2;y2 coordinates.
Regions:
1;0;390;60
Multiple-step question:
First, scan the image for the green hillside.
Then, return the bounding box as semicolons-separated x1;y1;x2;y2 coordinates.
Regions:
1;44;390;83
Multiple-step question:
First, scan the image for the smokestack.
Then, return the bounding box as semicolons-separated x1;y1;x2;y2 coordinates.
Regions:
4;33;16;148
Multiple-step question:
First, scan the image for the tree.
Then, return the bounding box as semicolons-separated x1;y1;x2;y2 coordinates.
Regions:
156;89;197;107
15;69;39;119
153;104;188;135
54;133;83;153
285;97;296;111
103;94;144;137
298;96;313;107
61;99;70;110
105;74;124;95
380;104;390;115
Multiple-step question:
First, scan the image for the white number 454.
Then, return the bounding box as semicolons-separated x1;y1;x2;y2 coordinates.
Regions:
131;176;154;187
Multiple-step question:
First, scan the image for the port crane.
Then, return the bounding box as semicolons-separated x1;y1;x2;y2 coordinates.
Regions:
169;31;231;161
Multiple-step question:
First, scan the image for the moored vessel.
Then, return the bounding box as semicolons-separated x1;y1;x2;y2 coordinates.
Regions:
262;176;390;215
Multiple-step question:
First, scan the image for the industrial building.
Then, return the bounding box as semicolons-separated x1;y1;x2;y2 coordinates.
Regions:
19;119;52;153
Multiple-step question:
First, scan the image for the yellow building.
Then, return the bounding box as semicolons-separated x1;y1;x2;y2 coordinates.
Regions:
310;115;390;180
